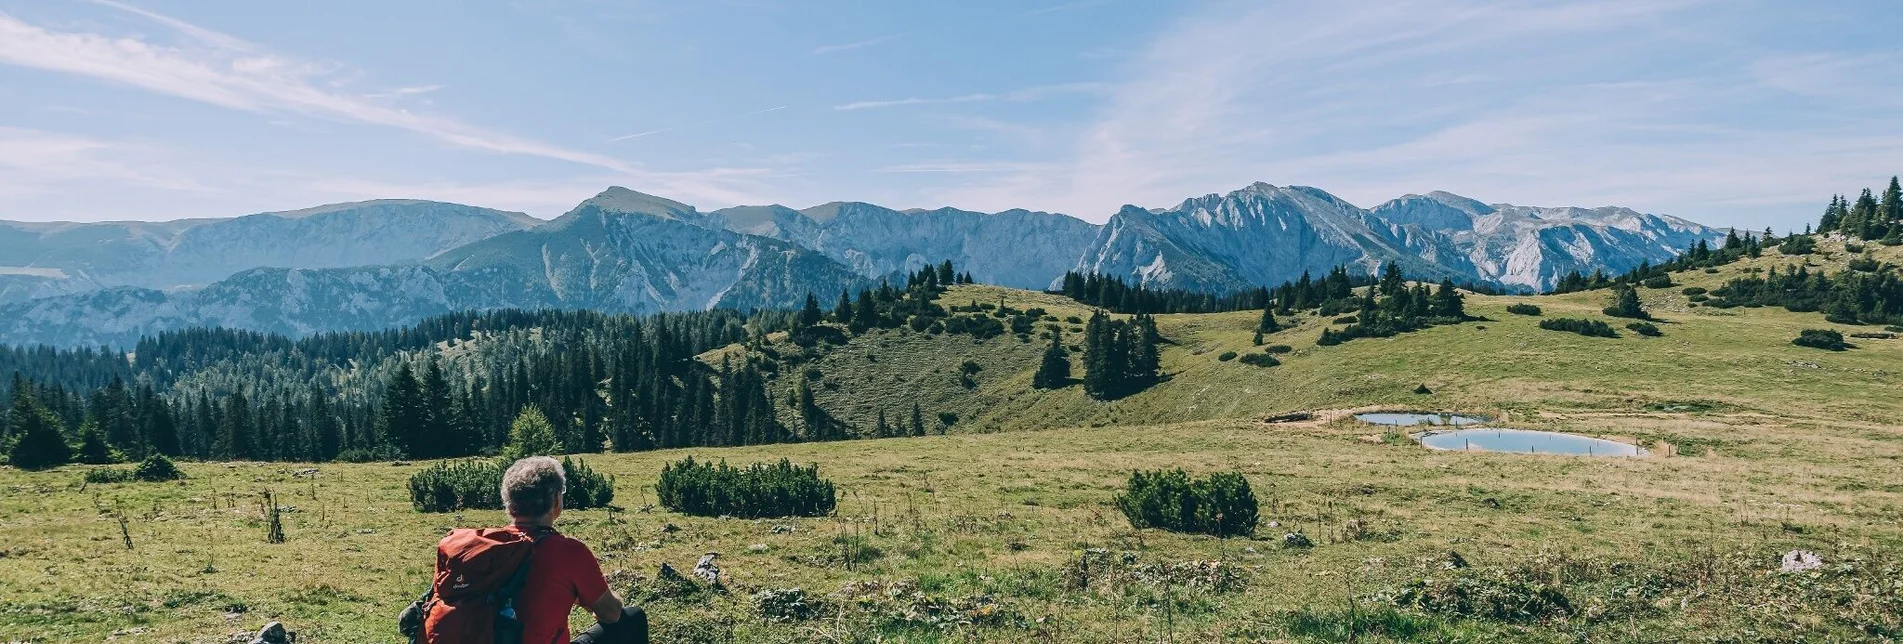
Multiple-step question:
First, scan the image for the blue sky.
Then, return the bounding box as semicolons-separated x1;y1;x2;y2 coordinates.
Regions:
0;0;1897;230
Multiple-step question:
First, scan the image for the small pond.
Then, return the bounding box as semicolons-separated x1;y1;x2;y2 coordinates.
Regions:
1414;428;1647;456
1354;412;1488;427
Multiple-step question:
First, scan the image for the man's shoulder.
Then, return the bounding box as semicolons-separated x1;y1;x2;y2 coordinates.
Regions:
534;531;595;558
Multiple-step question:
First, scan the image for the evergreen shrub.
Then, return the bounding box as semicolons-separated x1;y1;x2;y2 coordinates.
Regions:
1115;469;1258;537
1238;353;1281;367
655;457;836;518
409;457;615;513
1505;304;1542;316
1539;318;1619;338
1792;329;1847;351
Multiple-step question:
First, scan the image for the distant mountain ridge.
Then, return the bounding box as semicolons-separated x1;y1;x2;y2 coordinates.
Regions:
0;184;1726;346
0;200;538;301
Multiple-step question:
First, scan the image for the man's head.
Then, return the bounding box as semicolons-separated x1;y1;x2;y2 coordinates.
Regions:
502;456;565;523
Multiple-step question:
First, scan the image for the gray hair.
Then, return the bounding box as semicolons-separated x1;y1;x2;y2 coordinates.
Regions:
502;456;565;518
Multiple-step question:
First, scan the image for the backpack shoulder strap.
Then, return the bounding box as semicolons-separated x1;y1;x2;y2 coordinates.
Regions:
496;526;555;605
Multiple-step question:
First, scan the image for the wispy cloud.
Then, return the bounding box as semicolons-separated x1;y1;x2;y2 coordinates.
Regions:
834;83;1105;111
1023;0;1115;17
923;0;1896;230
0;3;639;174
834;94;996;111
876;161;1042;174
812;34;901;55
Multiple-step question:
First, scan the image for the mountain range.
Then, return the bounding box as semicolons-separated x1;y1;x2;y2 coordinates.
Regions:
0;183;1724;347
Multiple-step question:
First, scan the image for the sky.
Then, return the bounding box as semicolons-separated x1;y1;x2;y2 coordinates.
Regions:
0;0;1898;231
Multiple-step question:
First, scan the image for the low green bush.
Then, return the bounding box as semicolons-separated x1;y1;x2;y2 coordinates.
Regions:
1216;351;1238;362
1539;318;1618;338
1625;322;1662;337
1681;287;1706;296
1505;303;1542;316
1792;329;1847;351
1641;275;1673;289
409;457;615;513
82;455;183;484
656;457;836;518
1238;353;1280;368
134;454;183;481
1115;469;1258;537
84;467;134;484
1264;344;1294;354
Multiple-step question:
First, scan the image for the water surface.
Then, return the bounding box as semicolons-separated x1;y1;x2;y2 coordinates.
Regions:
1415;428;1646;456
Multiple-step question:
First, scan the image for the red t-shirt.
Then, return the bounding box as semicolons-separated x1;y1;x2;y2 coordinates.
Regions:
508;527;609;644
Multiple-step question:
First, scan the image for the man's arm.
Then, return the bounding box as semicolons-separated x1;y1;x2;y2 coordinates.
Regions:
589;588;625;624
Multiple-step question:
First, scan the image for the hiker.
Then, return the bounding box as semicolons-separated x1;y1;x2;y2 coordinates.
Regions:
407;456;646;644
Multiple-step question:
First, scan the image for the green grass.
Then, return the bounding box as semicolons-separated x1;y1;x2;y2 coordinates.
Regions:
5;248;1903;641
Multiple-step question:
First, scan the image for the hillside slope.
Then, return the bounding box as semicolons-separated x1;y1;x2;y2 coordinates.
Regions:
735;239;1903;435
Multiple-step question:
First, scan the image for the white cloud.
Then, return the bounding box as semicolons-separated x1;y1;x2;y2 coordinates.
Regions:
834;94;998;111
922;0;1899;230
812;34;901;55
0;5;639;174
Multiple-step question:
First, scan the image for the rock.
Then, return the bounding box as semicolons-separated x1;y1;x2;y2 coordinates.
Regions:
1780;550;1823;573
291;468;319;478
693;552;722;584
249;621;294;644
1283;532;1314;549
390;460;412;466
770;524;794;534
1445;550;1469;569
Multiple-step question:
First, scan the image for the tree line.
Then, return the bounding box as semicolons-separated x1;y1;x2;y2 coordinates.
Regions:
1818;176;1903;243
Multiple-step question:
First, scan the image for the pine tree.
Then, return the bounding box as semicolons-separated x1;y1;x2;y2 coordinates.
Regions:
874;409;890;438
797;294;824;329
502;406;561;460
937;261;956;285
379;363;426;458
419;360;455;459
834;291;854;323
1082;311;1114;399
909;402;926;437
1033;327;1071;389
76;420;117;464
852;290;880;331
1604;284;1648;319
216;390;252;461
1379;263;1405;296
5;389;70;470
1430;279;1465;318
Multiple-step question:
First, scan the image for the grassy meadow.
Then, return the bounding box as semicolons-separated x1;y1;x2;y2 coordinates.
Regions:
4;241;1902;642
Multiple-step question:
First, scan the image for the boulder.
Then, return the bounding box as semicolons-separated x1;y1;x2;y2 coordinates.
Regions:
693;552;722;584
1779;550;1823;573
249;621;294;644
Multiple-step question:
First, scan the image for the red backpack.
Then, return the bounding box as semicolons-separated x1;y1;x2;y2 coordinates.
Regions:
402;527;549;644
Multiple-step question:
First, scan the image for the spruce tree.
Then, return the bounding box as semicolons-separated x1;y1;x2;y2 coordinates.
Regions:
6;390;71;470
76;420;117;464
502;406;561;460
797;294;824;329
910;402;926;437
1431;279;1465;318
834;291;854;323
419;360;455;459
214;391;253;461
379;363;426;458
1033;327;1071;389
852;289;880;331
874;409;890;439
1604;284;1649;320
1258;307;1281;333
